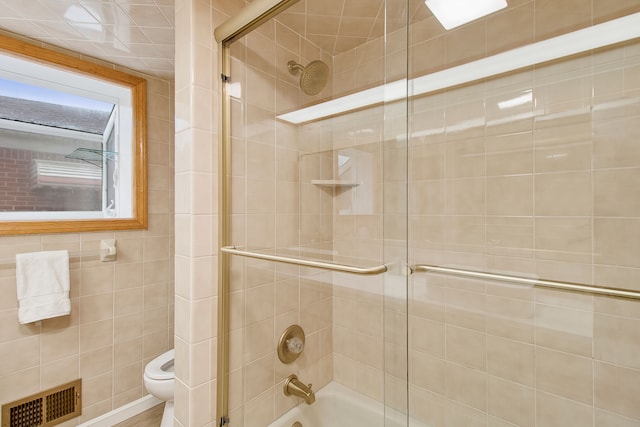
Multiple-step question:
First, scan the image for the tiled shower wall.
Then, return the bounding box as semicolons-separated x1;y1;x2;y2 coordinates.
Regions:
405;2;640;426
223;11;335;425
176;0;640;426
406;40;640;427
0;33;174;425
320;2;640;427
173;0;225;424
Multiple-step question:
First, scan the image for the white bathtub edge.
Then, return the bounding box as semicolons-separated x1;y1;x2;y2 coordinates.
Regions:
77;394;163;427
268;381;426;427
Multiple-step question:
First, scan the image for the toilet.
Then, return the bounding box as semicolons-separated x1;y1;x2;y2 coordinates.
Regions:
143;349;175;427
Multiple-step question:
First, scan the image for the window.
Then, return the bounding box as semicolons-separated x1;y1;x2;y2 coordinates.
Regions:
0;33;147;234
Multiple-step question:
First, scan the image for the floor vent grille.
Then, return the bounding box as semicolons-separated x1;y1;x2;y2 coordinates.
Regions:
2;379;81;427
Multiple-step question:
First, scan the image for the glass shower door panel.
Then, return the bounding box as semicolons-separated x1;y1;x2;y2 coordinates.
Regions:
381;0;411;424
225;21;338;425
407;2;640;426
223;0;410;424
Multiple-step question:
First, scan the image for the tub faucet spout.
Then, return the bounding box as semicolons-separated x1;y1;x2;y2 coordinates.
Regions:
284;374;315;404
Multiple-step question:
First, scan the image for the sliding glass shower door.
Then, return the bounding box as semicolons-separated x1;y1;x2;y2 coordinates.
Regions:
218;0;640;425
217;0;410;425
406;2;640;426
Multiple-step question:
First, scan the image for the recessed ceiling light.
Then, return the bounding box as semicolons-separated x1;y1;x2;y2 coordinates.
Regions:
425;0;508;30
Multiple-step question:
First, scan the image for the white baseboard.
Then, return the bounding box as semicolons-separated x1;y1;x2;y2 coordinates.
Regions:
77;395;164;427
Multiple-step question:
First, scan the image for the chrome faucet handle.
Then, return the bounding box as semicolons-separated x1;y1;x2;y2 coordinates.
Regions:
286;336;304;354
278;325;305;364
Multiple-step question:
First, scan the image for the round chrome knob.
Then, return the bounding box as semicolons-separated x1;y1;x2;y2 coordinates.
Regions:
278;325;305;364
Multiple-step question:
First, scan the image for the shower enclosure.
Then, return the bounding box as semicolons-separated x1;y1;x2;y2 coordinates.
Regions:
215;1;640;425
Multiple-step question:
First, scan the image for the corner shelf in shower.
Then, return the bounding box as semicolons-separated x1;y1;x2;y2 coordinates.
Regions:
311;179;360;187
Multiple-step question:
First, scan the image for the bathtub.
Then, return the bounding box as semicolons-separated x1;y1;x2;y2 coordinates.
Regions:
267;381;425;427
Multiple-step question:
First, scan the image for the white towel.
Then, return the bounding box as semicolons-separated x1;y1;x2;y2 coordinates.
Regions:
16;250;71;324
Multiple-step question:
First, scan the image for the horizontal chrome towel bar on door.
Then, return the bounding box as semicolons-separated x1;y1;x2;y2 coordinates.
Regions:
221;246;388;275
411;264;640;300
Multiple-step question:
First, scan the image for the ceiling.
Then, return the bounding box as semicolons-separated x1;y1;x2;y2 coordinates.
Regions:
0;0;175;80
0;0;432;80
278;0;431;55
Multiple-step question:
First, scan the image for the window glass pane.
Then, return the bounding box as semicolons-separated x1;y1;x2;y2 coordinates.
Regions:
0;73;119;215
0;32;146;234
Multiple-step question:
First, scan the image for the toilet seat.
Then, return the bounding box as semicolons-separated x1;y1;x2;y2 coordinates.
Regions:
144;349;175;380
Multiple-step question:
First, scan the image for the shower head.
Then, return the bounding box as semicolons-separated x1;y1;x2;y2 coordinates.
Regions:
287;60;329;96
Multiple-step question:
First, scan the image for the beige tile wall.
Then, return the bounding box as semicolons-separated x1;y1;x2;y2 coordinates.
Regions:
405;3;640;426
173;0;229;424
310;2;640;427
293;0;411;404
0;35;174;424
221;7;335;427
189;0;640;426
